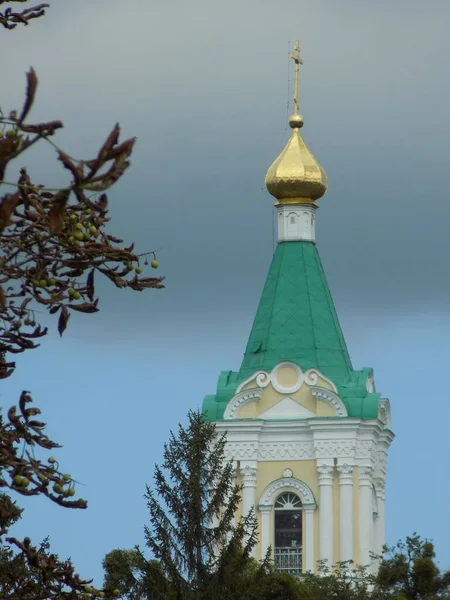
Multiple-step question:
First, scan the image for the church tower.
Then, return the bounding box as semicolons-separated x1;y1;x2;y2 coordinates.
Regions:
202;42;394;574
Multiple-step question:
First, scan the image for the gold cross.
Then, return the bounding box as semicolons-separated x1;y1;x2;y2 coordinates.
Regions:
289;41;303;116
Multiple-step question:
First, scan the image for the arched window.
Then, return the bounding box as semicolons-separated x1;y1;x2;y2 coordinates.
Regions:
274;492;302;573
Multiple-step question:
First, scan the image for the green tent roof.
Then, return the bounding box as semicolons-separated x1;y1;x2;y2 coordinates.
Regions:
240;241;352;380
202;241;380;421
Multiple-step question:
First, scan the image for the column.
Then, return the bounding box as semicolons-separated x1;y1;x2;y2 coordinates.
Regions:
303;504;316;573
240;464;257;518
259;505;272;561
358;466;373;568
337;463;354;564
240;463;257;555
374;480;386;558
317;463;334;567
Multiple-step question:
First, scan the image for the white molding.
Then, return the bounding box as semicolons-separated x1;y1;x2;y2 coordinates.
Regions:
223;389;262;420
225;440;315;461
310;387;348;417
217;418;393;464
225;362;344;421
314;438;356;459
258;476;316;506
235;361;338;396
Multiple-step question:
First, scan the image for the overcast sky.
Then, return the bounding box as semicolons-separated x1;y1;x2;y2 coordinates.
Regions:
2;0;450;586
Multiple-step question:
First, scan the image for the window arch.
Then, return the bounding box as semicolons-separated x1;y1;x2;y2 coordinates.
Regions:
258;477;316;573
274;492;302;574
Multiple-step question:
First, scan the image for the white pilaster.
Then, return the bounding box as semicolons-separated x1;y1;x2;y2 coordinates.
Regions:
304;504;316;573
317;463;334;567
276;203;317;243
259;505;272;561
374;480;386;558
358;467;373;568
240;463;257;555
240;463;257;517
337;463;354;564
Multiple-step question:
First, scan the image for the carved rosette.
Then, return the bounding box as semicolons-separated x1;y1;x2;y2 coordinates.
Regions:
240;465;257;487
337;463;354;485
317;464;334;485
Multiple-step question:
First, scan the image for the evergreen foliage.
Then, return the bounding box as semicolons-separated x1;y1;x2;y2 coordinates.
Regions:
144;410;266;599
104;410;269;600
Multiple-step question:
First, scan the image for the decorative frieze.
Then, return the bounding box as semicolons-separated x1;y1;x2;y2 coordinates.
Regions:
314;439;356;458
224;441;315;462
355;440;373;459
223;437;384;463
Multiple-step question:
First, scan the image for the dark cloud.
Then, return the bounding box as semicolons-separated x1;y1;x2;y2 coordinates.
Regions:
4;0;450;339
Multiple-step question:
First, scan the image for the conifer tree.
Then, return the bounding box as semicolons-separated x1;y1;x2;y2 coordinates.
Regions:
143;410;266;600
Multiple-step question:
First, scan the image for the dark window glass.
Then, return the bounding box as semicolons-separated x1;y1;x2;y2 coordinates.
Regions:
274;510;302;548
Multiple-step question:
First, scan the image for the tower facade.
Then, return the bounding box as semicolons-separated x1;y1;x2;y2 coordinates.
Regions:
202;42;394;574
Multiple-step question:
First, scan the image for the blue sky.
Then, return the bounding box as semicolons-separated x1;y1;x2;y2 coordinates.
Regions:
2;0;450;586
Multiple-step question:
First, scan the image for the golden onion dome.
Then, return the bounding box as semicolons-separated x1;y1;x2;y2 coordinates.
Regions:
265;42;328;205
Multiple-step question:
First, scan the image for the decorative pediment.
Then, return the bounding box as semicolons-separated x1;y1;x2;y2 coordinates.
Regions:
259;397;316;420
223;361;347;420
236;361;338;395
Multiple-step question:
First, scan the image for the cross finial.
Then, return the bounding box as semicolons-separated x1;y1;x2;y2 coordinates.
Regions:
289;41;303;116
